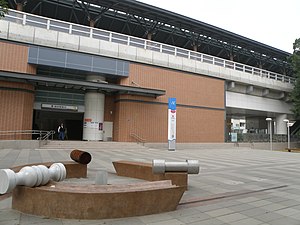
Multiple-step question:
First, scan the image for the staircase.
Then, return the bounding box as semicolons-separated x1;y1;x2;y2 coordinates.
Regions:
36;140;149;151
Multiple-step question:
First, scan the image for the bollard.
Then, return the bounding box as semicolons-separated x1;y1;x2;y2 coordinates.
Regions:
70;149;92;165
0;163;66;194
95;169;108;185
152;159;199;174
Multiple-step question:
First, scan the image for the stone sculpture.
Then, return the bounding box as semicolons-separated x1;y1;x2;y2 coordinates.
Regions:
0;163;66;194
152;159;200;174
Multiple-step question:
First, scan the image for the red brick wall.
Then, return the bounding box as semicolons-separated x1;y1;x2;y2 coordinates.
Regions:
0;42;36;74
0;42;35;139
0;81;35;139
114;63;225;143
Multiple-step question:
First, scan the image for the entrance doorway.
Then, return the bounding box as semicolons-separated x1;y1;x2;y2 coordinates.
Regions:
33;110;84;140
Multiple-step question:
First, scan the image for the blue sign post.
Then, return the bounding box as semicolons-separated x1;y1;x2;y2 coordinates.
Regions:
168;98;176;151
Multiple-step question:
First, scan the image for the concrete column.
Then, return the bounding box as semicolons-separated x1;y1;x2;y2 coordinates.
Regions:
276;114;287;134
147;32;152;40
83;75;105;141
89;20;95;27
16;3;23;11
192;44;198;52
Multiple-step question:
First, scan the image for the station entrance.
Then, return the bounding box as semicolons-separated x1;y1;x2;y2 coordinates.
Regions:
33;110;84;140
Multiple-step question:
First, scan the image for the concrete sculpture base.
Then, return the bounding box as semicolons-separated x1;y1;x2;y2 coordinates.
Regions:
113;160;188;190
10;161;185;219
12;180;185;219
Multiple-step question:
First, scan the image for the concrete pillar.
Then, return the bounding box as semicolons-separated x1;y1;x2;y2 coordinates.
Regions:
192;44;198;52
89;20;95;27
147;32;152;40
227;81;235;90
83;75;105;141
276;114;287;134
229;52;234;61
16;3;23;11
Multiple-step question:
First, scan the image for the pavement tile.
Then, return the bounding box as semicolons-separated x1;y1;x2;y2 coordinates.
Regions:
248;200;272;207
267;217;300;225
188;218;225;225
216;212;248;223
146;219;184;225
229;218;264;225
205;208;235;217
139;213;174;224
253;211;284;222
260;203;287;211
274;207;300;216
176;212;211;223
240;208;269;217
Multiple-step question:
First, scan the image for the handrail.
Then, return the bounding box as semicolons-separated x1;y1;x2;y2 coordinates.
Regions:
0;129;55;145
38;130;56;147
40;130;55;141
130;133;146;145
0;130;48;138
3;9;295;85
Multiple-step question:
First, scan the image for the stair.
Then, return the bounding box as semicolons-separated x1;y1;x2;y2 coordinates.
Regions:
36;140;148;151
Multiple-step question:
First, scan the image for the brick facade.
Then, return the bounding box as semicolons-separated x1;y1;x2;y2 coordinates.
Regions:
0;42;35;139
114;63;225;142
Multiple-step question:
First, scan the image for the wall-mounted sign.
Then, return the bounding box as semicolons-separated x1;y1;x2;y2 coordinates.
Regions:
41;104;78;111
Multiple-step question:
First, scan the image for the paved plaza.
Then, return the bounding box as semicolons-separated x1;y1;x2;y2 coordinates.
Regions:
1;143;300;225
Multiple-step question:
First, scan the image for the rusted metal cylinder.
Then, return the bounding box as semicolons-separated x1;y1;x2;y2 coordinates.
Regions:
70;150;92;165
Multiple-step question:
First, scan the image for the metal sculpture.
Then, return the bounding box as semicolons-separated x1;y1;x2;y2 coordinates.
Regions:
152;159;199;174
70;149;92;164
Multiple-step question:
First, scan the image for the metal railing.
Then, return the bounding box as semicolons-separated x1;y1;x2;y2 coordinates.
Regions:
38;130;56;147
228;133;300;143
0;130;48;139
0;129;55;146
3;9;295;84
130;133;146;145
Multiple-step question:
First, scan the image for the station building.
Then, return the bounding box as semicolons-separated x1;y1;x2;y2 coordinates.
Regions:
0;0;295;143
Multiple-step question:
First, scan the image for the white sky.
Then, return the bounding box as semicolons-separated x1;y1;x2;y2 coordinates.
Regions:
137;0;300;53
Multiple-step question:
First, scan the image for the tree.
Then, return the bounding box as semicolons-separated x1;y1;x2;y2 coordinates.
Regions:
290;38;300;118
0;0;8;18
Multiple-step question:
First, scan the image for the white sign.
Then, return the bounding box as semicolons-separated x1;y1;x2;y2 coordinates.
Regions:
41;104;78;111
168;98;176;150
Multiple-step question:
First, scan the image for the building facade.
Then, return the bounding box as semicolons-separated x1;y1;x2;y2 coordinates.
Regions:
0;1;295;143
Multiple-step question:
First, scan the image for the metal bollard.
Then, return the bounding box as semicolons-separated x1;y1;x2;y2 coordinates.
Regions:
152;159;199;174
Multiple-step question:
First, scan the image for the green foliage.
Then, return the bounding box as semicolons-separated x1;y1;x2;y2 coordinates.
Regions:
290;38;300;118
0;0;8;18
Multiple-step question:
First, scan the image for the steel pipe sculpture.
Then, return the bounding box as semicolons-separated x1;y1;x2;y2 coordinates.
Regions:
0;163;66;194
70;149;92;165
152;159;200;174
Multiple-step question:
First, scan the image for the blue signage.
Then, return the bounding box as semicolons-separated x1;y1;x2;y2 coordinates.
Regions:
168;98;176;110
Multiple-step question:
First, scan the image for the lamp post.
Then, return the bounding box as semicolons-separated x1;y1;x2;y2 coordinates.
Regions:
283;119;290;150
266;118;272;151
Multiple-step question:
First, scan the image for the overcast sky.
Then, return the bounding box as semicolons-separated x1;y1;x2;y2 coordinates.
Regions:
137;0;299;53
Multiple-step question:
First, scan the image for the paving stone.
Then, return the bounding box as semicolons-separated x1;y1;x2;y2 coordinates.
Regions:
216;212;248;223
229;218;265;225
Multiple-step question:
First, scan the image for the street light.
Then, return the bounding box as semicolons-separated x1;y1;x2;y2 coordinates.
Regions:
283;119;290;150
266;118;272;151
